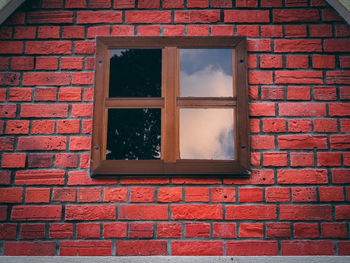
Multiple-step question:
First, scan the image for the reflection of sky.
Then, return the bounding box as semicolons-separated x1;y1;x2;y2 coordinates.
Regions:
180;109;235;160
180;49;233;97
110;49;127;57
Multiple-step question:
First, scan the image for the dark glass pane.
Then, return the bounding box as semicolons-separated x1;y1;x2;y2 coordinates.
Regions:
106;109;161;160
180;49;233;97
109;49;161;97
180;109;235;160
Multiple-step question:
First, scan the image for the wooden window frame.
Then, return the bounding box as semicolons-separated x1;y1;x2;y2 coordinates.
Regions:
91;37;249;176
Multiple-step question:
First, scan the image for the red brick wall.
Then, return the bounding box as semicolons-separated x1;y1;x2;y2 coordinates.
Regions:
0;0;349;256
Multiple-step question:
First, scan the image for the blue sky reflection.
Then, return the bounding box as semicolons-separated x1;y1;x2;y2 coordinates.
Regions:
180;109;235;160
180;49;233;97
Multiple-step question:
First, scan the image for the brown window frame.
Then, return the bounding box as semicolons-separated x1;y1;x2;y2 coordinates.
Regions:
91;36;249;176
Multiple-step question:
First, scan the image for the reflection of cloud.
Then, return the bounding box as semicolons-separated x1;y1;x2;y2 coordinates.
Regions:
180;109;234;160
180;66;233;97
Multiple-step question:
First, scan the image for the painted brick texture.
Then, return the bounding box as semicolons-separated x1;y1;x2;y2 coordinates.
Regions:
0;0;349;257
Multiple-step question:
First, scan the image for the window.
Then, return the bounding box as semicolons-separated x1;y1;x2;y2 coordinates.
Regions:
91;37;249;176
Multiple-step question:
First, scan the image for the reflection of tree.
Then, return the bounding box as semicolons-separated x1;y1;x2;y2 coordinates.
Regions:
109;49;161;97
107;49;161;160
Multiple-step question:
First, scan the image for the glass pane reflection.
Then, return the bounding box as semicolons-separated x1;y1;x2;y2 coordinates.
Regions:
106;109;161;160
109;49;161;97
180;109;235;160
180;49;233;97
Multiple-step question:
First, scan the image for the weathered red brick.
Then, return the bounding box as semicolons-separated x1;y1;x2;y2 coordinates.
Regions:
172;241;222;256
50;223;73;239
66;205;115;220
280;205;332;220
281;241;334;255
4;242;56;256
125;11;171;23
278;135;327;149
103;223;127;238
227;241;278;256
117;241;167;256
278;169;328;184
225;10;269;23
11;206;62;221
25;188;50;203
119;205;168;220
226;205;276;220
60;241;112;256
15;170;65;185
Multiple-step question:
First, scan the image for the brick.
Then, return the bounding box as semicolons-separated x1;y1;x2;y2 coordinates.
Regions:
290;153;313;167
185;187;209;202
280;205;332;220
266;187;290;202
321;223;347;238
50;223;73;239
286;55;309;69
0;73;20;86
137;26;160;36
331;135;350;150
8;88;31;102
261;25;283;37
278;169;328;184
314;87;337;100
52;188;76;202
36;56;58;70
117;241;167;256
87;26;110;38
226;205;276;220
236;0;258;7
11;206;61;221
294;223;319;238
55;154;79;168
11;57;34;70
60;241;112;256
318;152;341;166
249;71;273;84
251;135;275;150
325;39;350;53
279;135;327;150
287;86;310;100
72;72;94;85
273;9;319;22
14;27;36;39
119;205;167;220
129;187;154;202
90;0;111;8
0;188;22;203
0;206;7;221
69;136;91;150
213;223;236;238
262;119;286;133
266;223;291;238
226;241;278;256
0;57;9;70
276;71;323;84
250;103;275;116
32;120;55;134
81;120;91;133
77;188;101;203
239;188;263;202
172;241;222;256
333;169;350;184
285;0;307;6
292;187;317;202
20;223;45;239
5;12;25;25
0;137;14;151
336;206;350;219
284;25;307;38
340;86;350;100
313;55;335;69
0;41;23;54
4;242;56;256
172;205;222;220
187;25;209;36
157;187;181;203
339;242;350;255
248;39;271;52
224;10;269;23
75;41;96;54
42;0;63;8
310;24;332;37
211;25;233;36
175;10;220;23
157;223;181;238
34;87;57;101
125;11;171;23
72;104;93;117
261;86;284;100
66;205;115;221
0;171;11;185
38;26;60;39
336;24;350;37
224;169;275;185
288;119;311;133
5;121;29;135
251;152;261;167
23;72;70;86
187;0;208;8
114;0;135;9
28;154;53;168
281;241;333;256
250;119;260;133
138;0;159;8
57;120;80;134
62;26;85;39
68;171;117;185
239;223;263;238
111;25;135;36
76;11;122;24
103;223;127;238
264;153;287;167
58;88;82;101
129;222;153;238
275;40;321;53
341;120;350;133
15;170;65;185
340;56;350;68
327;71;350;85
186;223;210;237
322;8;342;21
25;188;50;203
18;136;66;151
260;55;282;68
211;188;235;202
77;223;100;239
0;224;17;239
25;41;71;55
103;188;127;202
329;103;350;116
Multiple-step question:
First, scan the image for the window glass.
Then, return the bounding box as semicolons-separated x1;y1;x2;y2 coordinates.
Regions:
180;49;233;97
179;109;235;160
106;109;161;160
109;49;162;97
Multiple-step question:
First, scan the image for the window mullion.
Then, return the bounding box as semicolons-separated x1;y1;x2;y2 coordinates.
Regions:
162;46;179;163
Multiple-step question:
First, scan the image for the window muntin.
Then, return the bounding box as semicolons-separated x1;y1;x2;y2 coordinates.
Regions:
91;37;249;176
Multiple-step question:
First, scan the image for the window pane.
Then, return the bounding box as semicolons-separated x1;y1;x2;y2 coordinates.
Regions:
180;109;234;160
109;49;161;97
180;49;233;97
106;109;161;160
